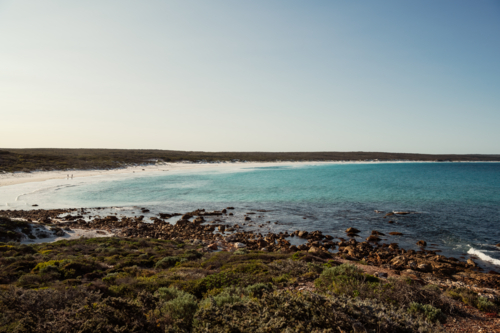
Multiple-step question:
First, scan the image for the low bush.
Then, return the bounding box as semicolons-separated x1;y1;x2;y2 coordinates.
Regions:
193;290;438;333
445;287;498;312
156;256;186;269
408;302;444;322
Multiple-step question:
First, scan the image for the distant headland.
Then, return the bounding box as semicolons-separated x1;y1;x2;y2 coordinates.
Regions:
1;148;499;173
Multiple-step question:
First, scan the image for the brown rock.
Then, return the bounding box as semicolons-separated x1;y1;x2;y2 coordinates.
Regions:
366;235;381;242
346;227;360;234
193;216;205;223
416;240;427;247
208;243;218;250
390;256;407;267
389;232;403;236
467;258;478;267
308;246;321;253
371;230;385;236
417;263;432;272
298;231;309;238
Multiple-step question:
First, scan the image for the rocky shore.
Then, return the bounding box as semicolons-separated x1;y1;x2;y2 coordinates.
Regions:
2;207;500;295
2;207;500;332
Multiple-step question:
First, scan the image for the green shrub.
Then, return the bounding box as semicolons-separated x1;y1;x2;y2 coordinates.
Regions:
245;283;272;298
199;287;248;308
32;259;71;273
17;273;41;287
272;274;290;284
183;249;203;260
408;302;444;322
444;287;497;312
322;263;363;278
155;287;198;328
193;290;439;333
155;256;186;269
477;296;497;312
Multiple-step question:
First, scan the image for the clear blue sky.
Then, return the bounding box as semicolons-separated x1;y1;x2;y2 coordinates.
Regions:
1;1;499;153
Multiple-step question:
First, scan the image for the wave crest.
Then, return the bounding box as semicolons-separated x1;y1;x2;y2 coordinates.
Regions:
467;247;500;266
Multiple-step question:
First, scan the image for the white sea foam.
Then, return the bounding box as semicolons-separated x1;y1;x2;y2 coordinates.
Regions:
468;247;500;266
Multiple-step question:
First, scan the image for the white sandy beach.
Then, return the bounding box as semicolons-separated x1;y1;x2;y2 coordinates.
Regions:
0;160;451;188
0;161;338;188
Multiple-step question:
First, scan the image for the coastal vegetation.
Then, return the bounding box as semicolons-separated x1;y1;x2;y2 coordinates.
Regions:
2;207;500;331
1;223;499;332
1;148;499;173
0;235;459;332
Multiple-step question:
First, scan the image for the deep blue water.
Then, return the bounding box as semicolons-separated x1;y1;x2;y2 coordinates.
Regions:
5;162;500;268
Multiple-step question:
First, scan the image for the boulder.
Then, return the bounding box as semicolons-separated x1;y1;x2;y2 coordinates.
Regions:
308;246;321;253
256;239;268;248
417;263;432;272
416;240;427;247
390;256;407;267
193;216;205;223
298;231;309;238
371;230;385;236
207;243;218;250
467;258;478;267
389;232;403;236
366;235;380;242
346;227;360;234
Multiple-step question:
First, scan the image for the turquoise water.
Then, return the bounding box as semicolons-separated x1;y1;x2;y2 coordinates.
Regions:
5;162;500;268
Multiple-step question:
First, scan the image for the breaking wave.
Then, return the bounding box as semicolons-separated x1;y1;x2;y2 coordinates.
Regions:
468;247;500;266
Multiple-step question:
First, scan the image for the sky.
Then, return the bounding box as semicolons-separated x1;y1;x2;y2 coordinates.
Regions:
1;1;499;154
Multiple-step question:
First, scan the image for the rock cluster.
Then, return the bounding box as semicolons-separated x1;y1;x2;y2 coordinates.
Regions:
2;207;500;290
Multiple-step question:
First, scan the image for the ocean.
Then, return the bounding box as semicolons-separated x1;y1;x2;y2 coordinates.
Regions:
2;162;500;269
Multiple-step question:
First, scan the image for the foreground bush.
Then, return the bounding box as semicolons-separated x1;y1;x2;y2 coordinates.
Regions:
0;238;459;332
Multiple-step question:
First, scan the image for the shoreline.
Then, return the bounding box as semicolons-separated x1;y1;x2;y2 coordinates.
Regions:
1;207;500;291
2;207;500;331
2;160;499;188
